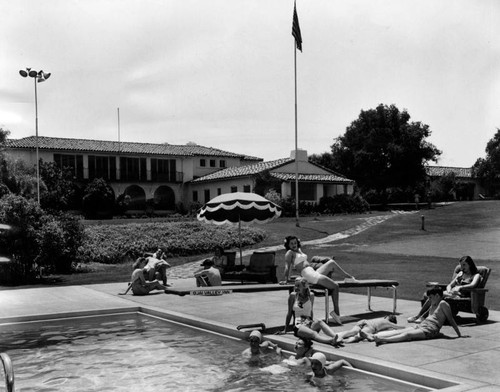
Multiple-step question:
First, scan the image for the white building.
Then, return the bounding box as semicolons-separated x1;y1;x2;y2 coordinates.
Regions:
5;136;354;210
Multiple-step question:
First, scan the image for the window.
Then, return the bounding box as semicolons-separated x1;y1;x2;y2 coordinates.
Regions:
120;157;146;181
231;186;237;193
53;153;84;179
219;160;226;168
204;189;210;203
88;155;116;180
209;159;216;167
243;185;251;193
200;159;206;167
217;188;222;196
291;182;316;201
151;158;177;182
192;190;198;202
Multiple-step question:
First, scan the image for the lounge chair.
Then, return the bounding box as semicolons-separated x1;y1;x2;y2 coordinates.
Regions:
444;265;491;323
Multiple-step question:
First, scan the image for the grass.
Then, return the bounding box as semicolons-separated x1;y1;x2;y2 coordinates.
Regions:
5;201;499;313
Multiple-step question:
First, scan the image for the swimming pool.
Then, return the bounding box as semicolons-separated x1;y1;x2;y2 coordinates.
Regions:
0;312;433;391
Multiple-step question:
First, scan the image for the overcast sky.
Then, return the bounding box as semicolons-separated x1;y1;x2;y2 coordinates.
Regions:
1;0;499;167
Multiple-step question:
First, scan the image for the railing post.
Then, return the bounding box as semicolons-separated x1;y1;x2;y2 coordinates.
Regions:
0;353;15;392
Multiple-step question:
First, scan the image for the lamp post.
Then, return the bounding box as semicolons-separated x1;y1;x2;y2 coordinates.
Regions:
19;68;51;204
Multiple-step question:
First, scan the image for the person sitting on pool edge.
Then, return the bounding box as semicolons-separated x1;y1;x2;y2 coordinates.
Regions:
279;277;341;346
144;247;171;286
119;257;170;296
193;259;222;287
242;330;282;357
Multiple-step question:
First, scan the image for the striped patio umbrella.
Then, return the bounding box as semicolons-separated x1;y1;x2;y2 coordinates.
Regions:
197;192;282;264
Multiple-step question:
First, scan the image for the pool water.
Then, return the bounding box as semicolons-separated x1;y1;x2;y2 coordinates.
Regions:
0;313;431;392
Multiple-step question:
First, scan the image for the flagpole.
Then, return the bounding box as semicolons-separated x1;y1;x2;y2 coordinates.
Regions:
294;43;300;227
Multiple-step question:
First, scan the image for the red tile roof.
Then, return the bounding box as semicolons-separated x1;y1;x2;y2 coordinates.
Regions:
191;158;294;182
426;166;472;178
270;172;353;183
6;136;262;160
191;157;353;183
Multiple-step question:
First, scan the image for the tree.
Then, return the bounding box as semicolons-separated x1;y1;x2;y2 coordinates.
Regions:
39;161;77;211
309;152;336;170
472;129;500;196
330;104;441;198
82;178;115;219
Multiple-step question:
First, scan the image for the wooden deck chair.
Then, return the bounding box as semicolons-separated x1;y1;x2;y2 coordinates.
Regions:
445;265;491;323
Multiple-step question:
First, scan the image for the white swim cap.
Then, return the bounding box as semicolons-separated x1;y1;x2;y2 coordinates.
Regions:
249;330;262;342
311;352;326;368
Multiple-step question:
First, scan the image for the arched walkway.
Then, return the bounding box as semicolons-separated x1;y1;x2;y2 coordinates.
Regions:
124;185;146;209
154;185;176;210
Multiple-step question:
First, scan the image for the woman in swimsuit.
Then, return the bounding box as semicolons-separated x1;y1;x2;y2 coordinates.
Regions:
280;277;340;344
408;255;481;323
444;255;481;297
369;287;464;346
280;236;350;324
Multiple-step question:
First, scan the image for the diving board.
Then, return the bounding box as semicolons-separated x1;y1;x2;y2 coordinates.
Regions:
164;279;399;319
164;283;293;296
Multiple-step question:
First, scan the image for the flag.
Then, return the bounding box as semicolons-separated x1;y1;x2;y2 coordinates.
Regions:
292;2;302;52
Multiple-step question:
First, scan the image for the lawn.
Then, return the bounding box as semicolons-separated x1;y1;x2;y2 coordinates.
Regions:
6;201;499;312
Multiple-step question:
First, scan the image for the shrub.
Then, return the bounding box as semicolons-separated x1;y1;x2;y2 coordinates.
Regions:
82;178;115;219
38;212;85;273
264;189;282;207
0;194;44;282
0;194;85;283
78;221;266;264
319;194;370;214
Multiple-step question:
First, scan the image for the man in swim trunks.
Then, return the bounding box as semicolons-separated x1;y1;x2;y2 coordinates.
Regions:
144;248;171;285
194;259;222;287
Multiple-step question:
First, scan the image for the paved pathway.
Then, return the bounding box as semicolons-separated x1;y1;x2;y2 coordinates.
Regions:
168;212;399;279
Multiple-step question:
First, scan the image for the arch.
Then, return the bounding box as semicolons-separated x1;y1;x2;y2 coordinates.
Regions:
154;185;176;210
124;185;146;209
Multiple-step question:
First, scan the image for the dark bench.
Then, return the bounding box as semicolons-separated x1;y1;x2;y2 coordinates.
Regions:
220;251;277;284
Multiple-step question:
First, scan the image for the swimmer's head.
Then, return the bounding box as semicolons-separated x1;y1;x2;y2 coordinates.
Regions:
249;330;262;343
311;352;326;369
294;338;313;356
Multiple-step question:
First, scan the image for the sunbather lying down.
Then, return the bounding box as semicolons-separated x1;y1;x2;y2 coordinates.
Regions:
364;287;469;346
337;315;405;343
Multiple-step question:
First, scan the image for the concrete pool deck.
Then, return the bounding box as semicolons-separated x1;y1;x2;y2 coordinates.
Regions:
0;280;499;391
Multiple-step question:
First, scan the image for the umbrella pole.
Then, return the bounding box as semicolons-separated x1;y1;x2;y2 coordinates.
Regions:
238;216;243;266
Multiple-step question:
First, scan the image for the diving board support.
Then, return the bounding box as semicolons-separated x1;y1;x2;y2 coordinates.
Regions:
367;285;398;313
309;279;400;323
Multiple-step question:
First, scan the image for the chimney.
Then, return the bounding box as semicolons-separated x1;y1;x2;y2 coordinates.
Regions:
290;149;308;162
